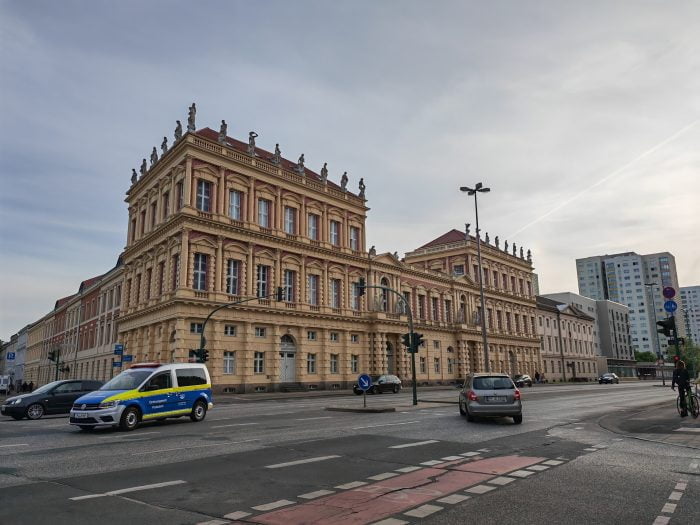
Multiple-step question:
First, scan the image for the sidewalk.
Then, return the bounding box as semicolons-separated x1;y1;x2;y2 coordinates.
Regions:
598;401;700;449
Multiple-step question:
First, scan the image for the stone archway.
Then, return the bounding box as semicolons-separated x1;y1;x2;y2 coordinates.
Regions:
279;334;297;383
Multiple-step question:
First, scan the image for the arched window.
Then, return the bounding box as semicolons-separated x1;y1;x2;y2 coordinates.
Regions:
380;277;390;312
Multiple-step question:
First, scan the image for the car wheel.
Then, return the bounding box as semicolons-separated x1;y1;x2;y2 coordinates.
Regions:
190;400;207;422
371;386;379;395
465;406;475;422
599;381;603;384
26;403;45;420
119;406;140;431
78;425;96;431
392;385;400;394
459;400;467;416
353;388;363;396
11;415;24;421
513;415;523;424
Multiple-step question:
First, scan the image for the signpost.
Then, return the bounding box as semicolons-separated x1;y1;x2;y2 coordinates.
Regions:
6;352;15;361
357;373;372;408
664;300;677;313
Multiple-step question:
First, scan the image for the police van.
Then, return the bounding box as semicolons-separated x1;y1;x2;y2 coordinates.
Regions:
69;363;213;431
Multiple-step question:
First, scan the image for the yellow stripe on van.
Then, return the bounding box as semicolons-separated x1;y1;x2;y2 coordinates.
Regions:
103;384;212;403
141;408;192;420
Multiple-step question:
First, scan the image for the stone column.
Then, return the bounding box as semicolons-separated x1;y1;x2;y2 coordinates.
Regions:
184;156;193;208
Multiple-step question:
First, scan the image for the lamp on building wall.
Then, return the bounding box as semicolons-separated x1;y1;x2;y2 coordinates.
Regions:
460;183;491;372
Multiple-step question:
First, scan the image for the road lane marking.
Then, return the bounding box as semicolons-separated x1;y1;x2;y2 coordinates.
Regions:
460;452;480;457
133;439;257;455
420;460;444;466
98;432;160;439
389;440;439;449
196;520;228;525
395;466;422;473
508;470;535;478
465;484;496;494
673;427;700;433
404;504;443;518
0;444;28;448
295;416;333;421
368;472;399;481
668;491;683;501
373;519;408;525
265;455;341;469
674;482;687;491
437;494;470;504
252;499;295;511
543;460;564;466
653;516;670;525
69;480;186;500
527;465;550;471
352;420;419;430
335;481;367;489
584;448;597;452
211;422;260;429
487;476;515;485
661;503;676;513
299;489;335;499
441;456;464;461
223;511;251;520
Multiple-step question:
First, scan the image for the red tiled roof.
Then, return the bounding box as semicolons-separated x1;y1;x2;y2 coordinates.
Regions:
417;229;467;250
55;294;77;309
79;273;106;292
194;128;349;194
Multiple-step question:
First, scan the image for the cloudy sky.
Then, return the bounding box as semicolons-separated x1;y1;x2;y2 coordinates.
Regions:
1;1;699;338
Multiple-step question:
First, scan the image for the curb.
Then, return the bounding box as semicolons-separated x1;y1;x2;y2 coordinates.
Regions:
325;406;396;413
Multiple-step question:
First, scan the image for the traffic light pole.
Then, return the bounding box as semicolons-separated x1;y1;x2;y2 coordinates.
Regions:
646;286;665;386
361;284;418;406
199;288;284;361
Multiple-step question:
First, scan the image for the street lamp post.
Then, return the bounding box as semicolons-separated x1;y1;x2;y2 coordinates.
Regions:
460;183;491;372
645;282;665;386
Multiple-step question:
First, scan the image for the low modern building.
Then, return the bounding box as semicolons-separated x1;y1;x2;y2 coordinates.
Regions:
536;296;597;382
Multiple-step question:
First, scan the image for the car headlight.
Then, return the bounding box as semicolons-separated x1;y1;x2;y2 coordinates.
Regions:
99;400;118;409
11;398;23;405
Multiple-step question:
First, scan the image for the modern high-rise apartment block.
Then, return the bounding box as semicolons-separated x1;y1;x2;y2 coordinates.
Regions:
680;286;700;344
576;252;683;356
542;292;634;377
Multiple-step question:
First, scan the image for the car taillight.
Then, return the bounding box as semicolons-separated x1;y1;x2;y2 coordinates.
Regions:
467;390;478;401
514;389;521;401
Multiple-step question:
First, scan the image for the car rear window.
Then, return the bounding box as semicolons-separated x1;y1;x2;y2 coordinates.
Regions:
473;377;514;390
176;368;208;387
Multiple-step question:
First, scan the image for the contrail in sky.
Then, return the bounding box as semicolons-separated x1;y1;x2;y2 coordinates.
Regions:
508;118;699;238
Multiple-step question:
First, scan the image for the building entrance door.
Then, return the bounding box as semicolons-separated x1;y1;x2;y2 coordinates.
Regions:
279;335;296;382
386;342;395;375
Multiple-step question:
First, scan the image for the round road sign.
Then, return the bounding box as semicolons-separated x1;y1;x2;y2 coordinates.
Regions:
357;374;372;392
662;287;676;299
664;300;677;313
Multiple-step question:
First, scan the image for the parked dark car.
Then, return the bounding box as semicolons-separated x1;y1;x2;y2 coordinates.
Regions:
353;375;401;395
512;374;533;387
1;380;104;420
598;373;619;384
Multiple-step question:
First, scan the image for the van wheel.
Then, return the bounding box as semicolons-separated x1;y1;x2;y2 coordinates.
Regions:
393;385;400;394
26;403;45;420
513;415;523;424
190;400;207;422
119;406;140;431
459;400;467;416
466;407;475;422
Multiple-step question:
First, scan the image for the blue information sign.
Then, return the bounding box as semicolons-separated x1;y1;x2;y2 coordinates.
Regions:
357;374;372;392
114;344;124;355
6;352;15;360
113;361;122;367
664;300;677;313
122;355;133;362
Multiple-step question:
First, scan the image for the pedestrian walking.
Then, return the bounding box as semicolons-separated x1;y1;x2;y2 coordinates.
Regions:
534;371;540;384
29;381;34;392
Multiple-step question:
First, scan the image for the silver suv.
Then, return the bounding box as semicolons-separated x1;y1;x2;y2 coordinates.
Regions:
458;373;523;424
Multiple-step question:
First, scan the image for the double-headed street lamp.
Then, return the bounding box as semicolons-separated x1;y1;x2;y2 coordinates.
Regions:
460;183;491;372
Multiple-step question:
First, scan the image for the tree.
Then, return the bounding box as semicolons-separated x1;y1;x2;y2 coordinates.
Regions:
634;351;657;363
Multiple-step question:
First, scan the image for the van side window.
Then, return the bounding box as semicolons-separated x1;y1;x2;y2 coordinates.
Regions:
146;373;172;391
176;368;208;387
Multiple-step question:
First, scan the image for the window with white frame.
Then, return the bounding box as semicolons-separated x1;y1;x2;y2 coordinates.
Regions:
329;220;340;246
223;351;236;374
176;181;184;210
308;274;319;305
229;190;242;220
257;198;271;228
434;357;440;373
190;322;203;333
254;351;264;373
224;324;236;336
330;332;339;342
284;206;296;234
420;357;427;374
308;213;319;240
282;269;295;302
257;265;270;297
330;354;339;373
448;358;454;374
307;353;316;374
196;180;212;212
330;278;342;308
351;354;359;373
226;259;240;295
193;253;208;291
162;191;169;220
431;297;439;321
350;334;359;343
255;327;266;338
352;281;361;310
349;226;359;250
433;340;440;349
307;331;317;340
453;264;465;276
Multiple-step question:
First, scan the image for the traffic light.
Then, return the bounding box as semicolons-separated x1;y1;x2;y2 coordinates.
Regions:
201;349;209;363
358;277;366;296
401;333;412;351
48;350;56;362
673;355;680;363
276;286;284;302
656;317;675;337
412;333;424;352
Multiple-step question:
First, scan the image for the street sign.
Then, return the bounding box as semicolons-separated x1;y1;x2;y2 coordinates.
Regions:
114;344;124;355
357;374;372;392
663;300;677;313
113;361;122;367
122;355;133;362
6;352;15;360
662;286;676;299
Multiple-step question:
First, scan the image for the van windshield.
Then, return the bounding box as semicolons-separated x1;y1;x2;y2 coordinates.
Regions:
99;370;153;391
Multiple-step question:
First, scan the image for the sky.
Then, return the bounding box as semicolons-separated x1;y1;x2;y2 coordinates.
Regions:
1;0;699;338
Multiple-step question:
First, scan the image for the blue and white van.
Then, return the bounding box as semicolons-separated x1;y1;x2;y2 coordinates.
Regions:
69;363;213;431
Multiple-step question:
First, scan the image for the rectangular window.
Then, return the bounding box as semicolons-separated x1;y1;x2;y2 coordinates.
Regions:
329;220;340;246
330;332;339;342
308;214;319;240
433;340;440;349
145;268;152;300
506;312;512;331
193;253;208;291
420;357;427;374
418;295;426;319
150;202;157;229
258;198;270;228
307;353;317;374
284;206;297;234
256;265;270;297
330;354;339;374
349;226;360;250
308;274;319;305
254;352;264;373
350;334;359;343
135;274;141;304
453;264;465;276
140;210;146;236
171;254;180;291
434;358;440;373
431;297;439;321
162;191;169;220
445;300;452;322
330;279;342;308
224;324;236;336
307;331;317;340
158;261;165;296
352;282;361;310
493;273;499;288
229;190;242;220
283;269;295;302
176;181;184;209
255;327;266;338
448;358;454;374
190;322;203;333
351;354;359;373
223;351;236;374
196;180;212;212
226;259;240;295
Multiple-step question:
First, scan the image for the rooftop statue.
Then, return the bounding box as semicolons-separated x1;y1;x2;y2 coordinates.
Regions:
340;171;348;190
495;236;500;248
527;249;532;262
296;153;305;174
174;120;183;141
358;178;366;199
161;136;168;155
150;147;158;166
187;102;196;132
140;158;147;177
271;143;281;165
485;232;490;244
369;245;376;256
248;131;258;155
465;223;470;237
504;240;509;252
520;247;524;258
131;169;137;184
512;243;517;256
320;162;328;183
218;120;227;143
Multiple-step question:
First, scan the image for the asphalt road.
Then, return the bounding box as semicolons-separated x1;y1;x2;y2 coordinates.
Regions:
1;382;698;525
